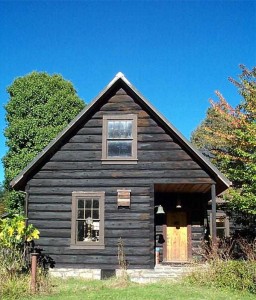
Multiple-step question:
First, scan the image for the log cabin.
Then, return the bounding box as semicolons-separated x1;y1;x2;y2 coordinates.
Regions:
11;72;231;278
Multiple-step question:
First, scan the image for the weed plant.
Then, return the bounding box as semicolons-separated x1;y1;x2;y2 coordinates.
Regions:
187;237;256;294
186;260;256;294
0;268;52;300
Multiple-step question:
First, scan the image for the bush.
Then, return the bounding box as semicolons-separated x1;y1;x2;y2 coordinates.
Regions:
0;214;39;276
186;260;256;294
0;215;53;298
0;269;52;299
196;236;256;261
0;272;31;300
190;236;256;294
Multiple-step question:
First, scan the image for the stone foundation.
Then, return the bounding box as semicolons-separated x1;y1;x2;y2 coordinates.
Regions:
49;265;195;283
49;268;101;280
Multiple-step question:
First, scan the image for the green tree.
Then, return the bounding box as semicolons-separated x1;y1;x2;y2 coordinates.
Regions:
3;72;85;212
191;65;256;227
0;183;5;215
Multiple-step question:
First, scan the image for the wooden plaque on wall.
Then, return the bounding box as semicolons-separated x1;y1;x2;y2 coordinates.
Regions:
117;190;131;208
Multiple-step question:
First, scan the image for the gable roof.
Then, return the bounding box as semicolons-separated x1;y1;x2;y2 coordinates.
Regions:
11;72;231;193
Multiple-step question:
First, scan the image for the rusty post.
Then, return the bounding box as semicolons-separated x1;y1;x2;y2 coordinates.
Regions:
155;247;160;265
31;253;39;293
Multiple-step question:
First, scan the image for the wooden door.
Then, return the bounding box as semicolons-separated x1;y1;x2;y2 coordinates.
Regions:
166;212;188;261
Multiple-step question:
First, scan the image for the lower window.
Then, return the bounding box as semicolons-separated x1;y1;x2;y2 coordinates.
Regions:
216;214;230;238
210;212;230;238
71;191;105;249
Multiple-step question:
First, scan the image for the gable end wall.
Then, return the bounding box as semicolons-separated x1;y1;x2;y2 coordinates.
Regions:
26;87;212;269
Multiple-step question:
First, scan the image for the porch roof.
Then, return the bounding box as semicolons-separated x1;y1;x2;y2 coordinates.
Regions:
155;183;213;194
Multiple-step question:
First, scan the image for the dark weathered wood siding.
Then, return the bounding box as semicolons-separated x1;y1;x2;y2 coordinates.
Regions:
26;87;212;269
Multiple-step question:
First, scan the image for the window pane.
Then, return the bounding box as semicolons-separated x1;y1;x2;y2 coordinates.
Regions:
93;221;99;231
85;199;92;208
93;199;99;208
78;200;84;209
217;228;225;238
217;221;225;227
77;221;85;241
108;141;132;157
108;121;132;139
77;209;84;219
92;221;100;241
85;210;91;219
93;210;99;219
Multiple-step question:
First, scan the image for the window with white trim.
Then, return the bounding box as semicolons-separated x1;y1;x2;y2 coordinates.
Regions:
71;192;105;249
102;115;137;164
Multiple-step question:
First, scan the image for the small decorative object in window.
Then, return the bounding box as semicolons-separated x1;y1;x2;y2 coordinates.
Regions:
117;190;131;208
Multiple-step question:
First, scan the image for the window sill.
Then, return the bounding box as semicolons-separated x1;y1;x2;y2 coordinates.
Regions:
70;244;105;250
101;159;138;165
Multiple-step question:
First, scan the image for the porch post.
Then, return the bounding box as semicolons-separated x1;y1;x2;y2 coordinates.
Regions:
211;183;217;245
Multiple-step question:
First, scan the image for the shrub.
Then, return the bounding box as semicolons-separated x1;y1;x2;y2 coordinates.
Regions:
0;272;31;300
196;236;256;261
0;214;39;276
186;260;256;294
190;236;256;293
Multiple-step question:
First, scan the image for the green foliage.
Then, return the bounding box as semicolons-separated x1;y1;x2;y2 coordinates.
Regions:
2;190;24;215
186;260;256;294
0;214;39;246
0;215;39;276
0;272;31;300
0;269;51;300
0;215;52;299
3;72;85;212
191;65;256;224
0;183;5;215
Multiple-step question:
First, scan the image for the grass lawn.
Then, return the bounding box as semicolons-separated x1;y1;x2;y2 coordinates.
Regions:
21;278;255;300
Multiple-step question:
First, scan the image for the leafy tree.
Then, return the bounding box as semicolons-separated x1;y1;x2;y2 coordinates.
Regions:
191;65;256;227
3;72;85;212
0;183;5;216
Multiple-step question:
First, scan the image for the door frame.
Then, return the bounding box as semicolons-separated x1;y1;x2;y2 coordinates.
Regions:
162;211;192;262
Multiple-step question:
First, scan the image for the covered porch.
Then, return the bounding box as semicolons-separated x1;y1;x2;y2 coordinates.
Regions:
154;182;218;264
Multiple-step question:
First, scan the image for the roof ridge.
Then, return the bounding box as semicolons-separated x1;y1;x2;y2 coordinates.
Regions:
115;72;125;78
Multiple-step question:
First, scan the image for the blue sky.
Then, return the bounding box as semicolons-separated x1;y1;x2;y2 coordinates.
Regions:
0;0;255;184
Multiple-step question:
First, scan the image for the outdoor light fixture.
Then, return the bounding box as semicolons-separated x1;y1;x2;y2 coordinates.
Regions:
155;205;165;214
176;199;182;209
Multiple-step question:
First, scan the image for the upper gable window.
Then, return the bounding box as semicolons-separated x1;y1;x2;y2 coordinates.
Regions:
102;115;137;164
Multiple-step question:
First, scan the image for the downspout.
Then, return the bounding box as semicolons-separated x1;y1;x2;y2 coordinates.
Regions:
25;185;29;226
19;186;29;226
211;183;217;245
